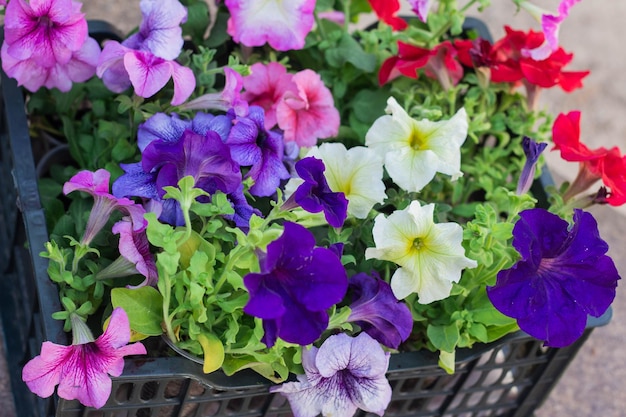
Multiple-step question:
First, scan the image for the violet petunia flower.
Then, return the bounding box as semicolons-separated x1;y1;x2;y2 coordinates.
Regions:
347;273;413;349
224;0;316;51
1;0;100;92
22;308;146;409
271;332;392;417
516;136;548;195
292;157;348;228
96;0;195;105
64;169;147;246
243;222;348;347
487;208;620;347
227;106;290;197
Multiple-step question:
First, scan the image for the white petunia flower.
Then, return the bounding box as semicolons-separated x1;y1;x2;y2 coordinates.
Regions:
365;201;477;303
307;143;386;218
365;97;468;193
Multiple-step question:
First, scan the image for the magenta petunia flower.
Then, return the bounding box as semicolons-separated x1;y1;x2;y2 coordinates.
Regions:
22;308;146;409
1;0;100;92
271;332;392;417
242;62;295;128
96;0;194;105
487;208;620;347
243;222;348;347
276;70;340;147
63;169;148;245
111;219;158;288
224;0;316;51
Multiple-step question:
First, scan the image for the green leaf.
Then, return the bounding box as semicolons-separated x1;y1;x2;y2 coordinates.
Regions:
324;32;376;72
438;349;456;374
111;287;164;336
427;322;460;353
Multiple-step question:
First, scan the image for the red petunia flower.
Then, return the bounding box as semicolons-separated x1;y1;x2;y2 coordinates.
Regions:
368;0;408;31
379;41;463;89
552;111;626;206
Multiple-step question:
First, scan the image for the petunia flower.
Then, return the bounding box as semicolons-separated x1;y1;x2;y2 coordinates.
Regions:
97;219;158;288
96;0;195;105
379;41;464;89
365;201;477;303
408;0;433;23
271;332;392;417
518;0;582;61
226;106;290;197
291;157;349;228
224;0;316;51
243;222;348;347
305;143;386;219
551;111;626;206
367;0;408;31
347;273;413;349
180;67;248;116
365;97;469;193
64;169;148;246
487;208;620;347
1;0;100;92
242;62;295;129
517;136;548;195
276;69;340;148
22;308;146;409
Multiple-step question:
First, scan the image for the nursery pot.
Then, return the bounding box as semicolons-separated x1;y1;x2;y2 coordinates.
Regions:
0;20;613;417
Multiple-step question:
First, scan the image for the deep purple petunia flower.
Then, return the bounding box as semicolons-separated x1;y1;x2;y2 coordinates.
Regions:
517;136;548;195
487;208;620;347
293;157;348;228
271;332;392;417
243;222;348;347
347;273;413;349
227;106;290;197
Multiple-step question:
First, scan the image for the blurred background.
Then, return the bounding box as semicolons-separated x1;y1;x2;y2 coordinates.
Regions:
0;1;624;416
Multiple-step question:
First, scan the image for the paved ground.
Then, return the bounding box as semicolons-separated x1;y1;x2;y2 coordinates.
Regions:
1;1;624;416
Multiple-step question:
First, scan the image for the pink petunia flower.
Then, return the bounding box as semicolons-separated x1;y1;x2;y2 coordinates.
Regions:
408;0;433;23
242;62;295;129
519;0;583;60
224;0;316;51
96;0;195;105
63;169;148;245
22;308;146;409
179;67;248;116
1;0;100;92
108;219;158;288
276;70;340;148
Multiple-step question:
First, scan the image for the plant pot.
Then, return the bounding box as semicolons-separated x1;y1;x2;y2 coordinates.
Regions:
0;19;612;417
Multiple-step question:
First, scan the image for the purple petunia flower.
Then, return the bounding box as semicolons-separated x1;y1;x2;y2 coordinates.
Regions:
517;136;548;195
243;222;348;347
271;332;392;417
347;273;413;349
96;0;195;105
227;106;290;197
487;208;620;347
292;157;348;228
64;169;147;245
22;308;146;409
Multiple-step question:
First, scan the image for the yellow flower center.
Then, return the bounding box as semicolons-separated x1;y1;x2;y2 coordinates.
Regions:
412;237;424;251
409;127;427;150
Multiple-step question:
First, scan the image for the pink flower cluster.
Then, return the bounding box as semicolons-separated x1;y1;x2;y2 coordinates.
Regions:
1;0;100;92
242;62;339;148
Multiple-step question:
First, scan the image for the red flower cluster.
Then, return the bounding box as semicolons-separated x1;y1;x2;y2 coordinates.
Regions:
552;111;626;206
367;0;408;31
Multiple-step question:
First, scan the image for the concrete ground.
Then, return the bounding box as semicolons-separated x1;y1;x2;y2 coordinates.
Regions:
1;1;624;416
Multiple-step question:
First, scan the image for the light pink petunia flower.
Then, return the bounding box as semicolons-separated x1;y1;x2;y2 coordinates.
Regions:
63;169;148;245
224;0;316;51
276;70;340;148
408;0;433;23
22;308;146;409
179;67;248;116
520;0;583;60
242;62;295;129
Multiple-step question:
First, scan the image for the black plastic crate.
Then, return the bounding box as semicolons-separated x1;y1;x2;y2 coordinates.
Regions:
0;22;612;417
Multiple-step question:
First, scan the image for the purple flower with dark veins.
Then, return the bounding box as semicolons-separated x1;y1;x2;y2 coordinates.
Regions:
243;222;348;347
517;136;548;195
293;157;348;228
347;273;413;349
227;106;290;197
271;332;392;417
487;208;620;347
